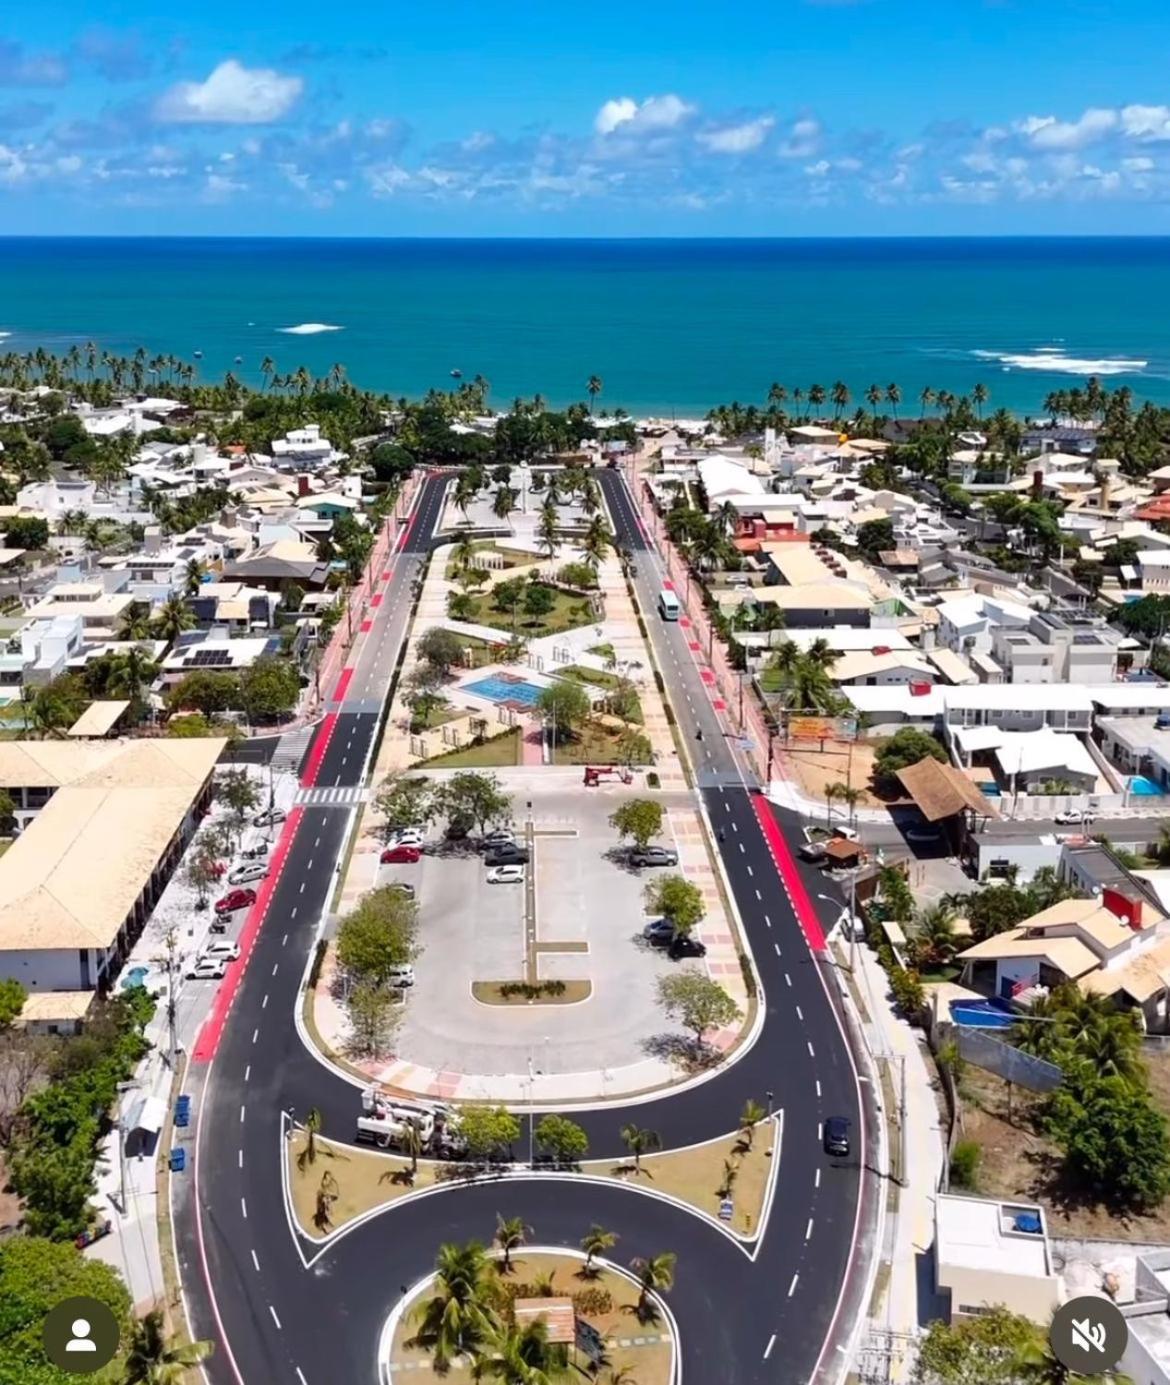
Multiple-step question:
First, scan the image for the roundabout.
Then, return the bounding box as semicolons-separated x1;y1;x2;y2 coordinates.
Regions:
172;470;881;1385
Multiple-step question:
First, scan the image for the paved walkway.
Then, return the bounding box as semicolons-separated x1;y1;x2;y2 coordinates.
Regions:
848;933;947;1379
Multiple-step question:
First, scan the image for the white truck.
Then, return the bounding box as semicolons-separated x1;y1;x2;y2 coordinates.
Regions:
355;1107;436;1150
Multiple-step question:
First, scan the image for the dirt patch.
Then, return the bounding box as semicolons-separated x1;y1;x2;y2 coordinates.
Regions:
391;1250;673;1385
958;1063;1170;1239
472;981;593;1006
288;1131;441;1241
780;738;884;809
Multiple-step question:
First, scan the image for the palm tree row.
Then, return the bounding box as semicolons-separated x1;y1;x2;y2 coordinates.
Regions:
766;638;845;715
412;1225;672;1382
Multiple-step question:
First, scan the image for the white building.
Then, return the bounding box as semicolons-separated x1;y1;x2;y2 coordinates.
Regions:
934;1193;1061;1324
0;616;85;703
937;594;1033;656
270;424;347;471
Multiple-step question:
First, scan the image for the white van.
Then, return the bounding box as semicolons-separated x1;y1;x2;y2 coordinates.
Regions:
229;861;269;885
387;964;415;988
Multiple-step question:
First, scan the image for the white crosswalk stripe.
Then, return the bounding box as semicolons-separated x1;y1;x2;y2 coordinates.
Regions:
294;786;368;807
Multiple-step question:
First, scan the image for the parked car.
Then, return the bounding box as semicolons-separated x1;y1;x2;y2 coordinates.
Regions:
254;807;287;828
240;844;268;860
643;919;676;945
204;940;240;961
482;828;516;848
823;1116;851;1157
797;841;828;863
228;861;269;885
187;959;227;980
629;845;679;868
215;888;256;915
387;882;416;899
387;964;415;988
1055;809;1093;826
485;844;530;867
390;828;425;847
382;845;421;864
668;934;707;959
486;865;525;884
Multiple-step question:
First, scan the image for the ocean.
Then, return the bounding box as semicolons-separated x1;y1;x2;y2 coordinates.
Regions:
0;236;1167;416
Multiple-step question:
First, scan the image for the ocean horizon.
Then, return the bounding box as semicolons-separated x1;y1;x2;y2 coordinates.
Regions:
1;235;1168;416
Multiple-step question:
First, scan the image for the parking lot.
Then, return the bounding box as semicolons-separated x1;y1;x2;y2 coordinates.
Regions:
393;790;685;1078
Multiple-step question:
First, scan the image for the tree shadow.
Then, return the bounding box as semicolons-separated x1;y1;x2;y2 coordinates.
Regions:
378;1166;416;1187
610;1160;656;1181
621;1299;663;1329
641;1031;718;1073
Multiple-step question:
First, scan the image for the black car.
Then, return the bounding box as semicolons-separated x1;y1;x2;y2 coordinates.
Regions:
668;935;707;960
484;844;530;867
823;1116;851;1157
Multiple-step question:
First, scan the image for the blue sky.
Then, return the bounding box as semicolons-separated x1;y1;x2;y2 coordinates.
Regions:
3;0;1170;234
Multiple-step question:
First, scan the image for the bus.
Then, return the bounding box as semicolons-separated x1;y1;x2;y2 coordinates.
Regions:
657;588;681;621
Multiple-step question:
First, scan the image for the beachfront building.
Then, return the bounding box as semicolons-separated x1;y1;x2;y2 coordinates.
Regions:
269;424;347;472
0;738;223;993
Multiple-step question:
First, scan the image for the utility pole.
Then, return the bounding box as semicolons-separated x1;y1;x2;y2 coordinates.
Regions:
527;1054;535;1168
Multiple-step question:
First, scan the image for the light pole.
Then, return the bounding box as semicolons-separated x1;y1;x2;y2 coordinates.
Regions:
115;1080;138;1214
766;1088;774;1118
527;1055;535;1167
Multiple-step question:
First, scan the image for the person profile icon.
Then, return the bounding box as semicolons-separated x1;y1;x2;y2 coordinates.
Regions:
65;1319;97;1354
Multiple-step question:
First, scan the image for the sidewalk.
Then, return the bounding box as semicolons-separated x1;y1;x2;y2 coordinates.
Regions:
848;934;947;1379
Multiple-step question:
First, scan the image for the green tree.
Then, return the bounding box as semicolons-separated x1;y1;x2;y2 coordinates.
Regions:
912;902;958;970
536;501;560;562
124;1308;213;1384
534;1114;589;1165
494;1214;531;1274
437;771;512;836
856;517;895;560
657;971;741;1051
412;1240;500;1372
297;1106;322;1170
406;662;447;727
184;849;220;910
536;680;591;737
217;767;261;844
967;883;1037;942
586;375;603;412
335;887;417;986
151;594;195;645
4;516;50;550
619;1123;661;1174
643;873;705;938
238;656;301;720
629;1251;675;1321
580;1224;617;1273
374;773;435;837
167;670;240;717
457;1105;521;1162
739;1098;767;1149
878;865;915;924
0;977;26;1029
872;728;948;797
347;983;396;1058
417;626;465;676
580;515;612;571
913;1305;1039;1385
1049;1073;1170;1209
522;583;556;623
492;485;517;529
608;799;664;851
24;674;90;738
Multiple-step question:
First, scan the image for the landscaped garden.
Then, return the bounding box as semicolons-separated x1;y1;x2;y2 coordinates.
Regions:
448;578;598;640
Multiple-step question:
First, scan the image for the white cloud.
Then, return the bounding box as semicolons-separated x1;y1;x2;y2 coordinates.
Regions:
366;163;412;196
594;93;695;136
1015;108;1117;150
202;171;245;200
1123;155;1155;172
778;117;821;158
804;159;831;177
461;130;495;153
1120;104;1170;141
0;143;27;183
155;59;303;125
696;115;774;154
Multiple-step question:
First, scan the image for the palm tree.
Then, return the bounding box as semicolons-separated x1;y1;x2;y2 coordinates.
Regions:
452;531;478;574
864;384;883;418
580;476;602;518
824;781;842;828
124;1309;212;1384
714;499;739;536
1012;1329;1132;1384
739;1099;766;1148
580;515;612;571
183;558;207;597
454;474;479;522
629;1252;676;1320
912;903;958;971
619;1123;661;1174
412;1240;500;1372
885;383;901;420
474;1318;564;1384
829;381;850;420
494;1214;531;1274
828;781;861;827
580;1223;617;1273
586;375;603;413
973;382;989;419
537;499;560;562
259;356;275;390
808;383;826;414
599;1370;638;1385
104;646;159;711
297;1107;322;1170
402;1117;423;1179
492;485;517;531
919;385;935;419
152;594;194;645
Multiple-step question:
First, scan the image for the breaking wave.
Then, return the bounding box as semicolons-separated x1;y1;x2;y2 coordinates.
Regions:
278;322;343;336
972;347;1146;376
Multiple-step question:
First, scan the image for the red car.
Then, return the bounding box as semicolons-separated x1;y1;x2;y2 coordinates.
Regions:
215;887;257;915
381;845;421;864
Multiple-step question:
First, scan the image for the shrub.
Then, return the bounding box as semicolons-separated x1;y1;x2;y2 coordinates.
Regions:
950;1139;981;1190
738;951;757;999
572;1288;613;1316
646;771;660;789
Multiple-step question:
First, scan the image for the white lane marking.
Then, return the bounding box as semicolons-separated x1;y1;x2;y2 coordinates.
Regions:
815;1168;821;1189
282;934;288;946
785;972;792;987
290;907;298;919
314;836;321;848
731;821;738;832
241;1197;248;1219
238;1149;243;1169
251;1249;261;1272
806;1218;814;1242
816;1079;822;1099
763;913;771;926
269;1305;282;1330
763;1334;776;1361
306;859;314;871
252;1028;259;1044
239;1105;246;1123
807;1041;816;1058
788;1273;799;1298
746;865;753;877
774;942;781;956
739;842;745;854
296;1368;307;1385
272;963;279;976
755;888;762;900
262;994;269;1009
796;1005;803;1020
244;1065;251;1082
299;882;306;894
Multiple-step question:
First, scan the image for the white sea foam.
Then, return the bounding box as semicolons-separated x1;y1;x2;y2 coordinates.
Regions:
278;322;343;336
972;347;1146;376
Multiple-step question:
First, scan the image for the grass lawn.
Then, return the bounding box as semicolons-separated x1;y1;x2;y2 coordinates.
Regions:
421;729;522;768
288;1131;440;1241
587;642;615;660
459;585;598;640
392;1252;674;1385
552;719;650;767
556;666;644;724
454;633;509;670
444;543;530;580
409;704;461;734
583;1124;776;1239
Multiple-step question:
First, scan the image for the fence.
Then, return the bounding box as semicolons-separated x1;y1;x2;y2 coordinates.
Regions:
954;1027;1064;1093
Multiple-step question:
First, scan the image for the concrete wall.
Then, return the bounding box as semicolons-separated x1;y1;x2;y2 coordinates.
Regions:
937;1263;1061;1324
2;946;99;991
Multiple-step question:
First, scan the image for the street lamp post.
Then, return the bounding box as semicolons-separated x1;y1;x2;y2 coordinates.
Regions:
527;1055;535;1168
766;1089;774;1118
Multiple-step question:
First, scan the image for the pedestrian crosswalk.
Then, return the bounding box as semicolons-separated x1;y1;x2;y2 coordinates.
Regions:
272;725;315;774
295;785;368;807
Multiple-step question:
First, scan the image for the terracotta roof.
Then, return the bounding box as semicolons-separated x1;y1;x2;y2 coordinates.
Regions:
896;756;1000;822
957;931;1100;979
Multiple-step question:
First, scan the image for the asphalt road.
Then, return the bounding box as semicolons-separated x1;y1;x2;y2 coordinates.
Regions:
176;469;876;1385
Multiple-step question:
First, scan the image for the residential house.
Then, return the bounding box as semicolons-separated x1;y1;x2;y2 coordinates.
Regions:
933;1193;1061;1324
990;610;1123;684
937;594;1032;656
943;684;1095;736
0;615;85;705
221;538;330;590
269;424;347;471
24;582;135;643
159;630;281;689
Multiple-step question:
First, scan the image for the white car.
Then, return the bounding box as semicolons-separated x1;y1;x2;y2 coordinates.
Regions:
187;958;227;980
486;865;525;884
482;829;515;848
254;807;287;828
204;940;240;961
1055;809;1093;826
390;828;425;847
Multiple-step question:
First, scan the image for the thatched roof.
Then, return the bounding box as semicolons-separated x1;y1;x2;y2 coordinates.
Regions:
896;756;1000;823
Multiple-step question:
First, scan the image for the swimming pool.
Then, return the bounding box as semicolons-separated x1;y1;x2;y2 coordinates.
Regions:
464;674;545;707
1130;776;1165;797
950;998;1017;1029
